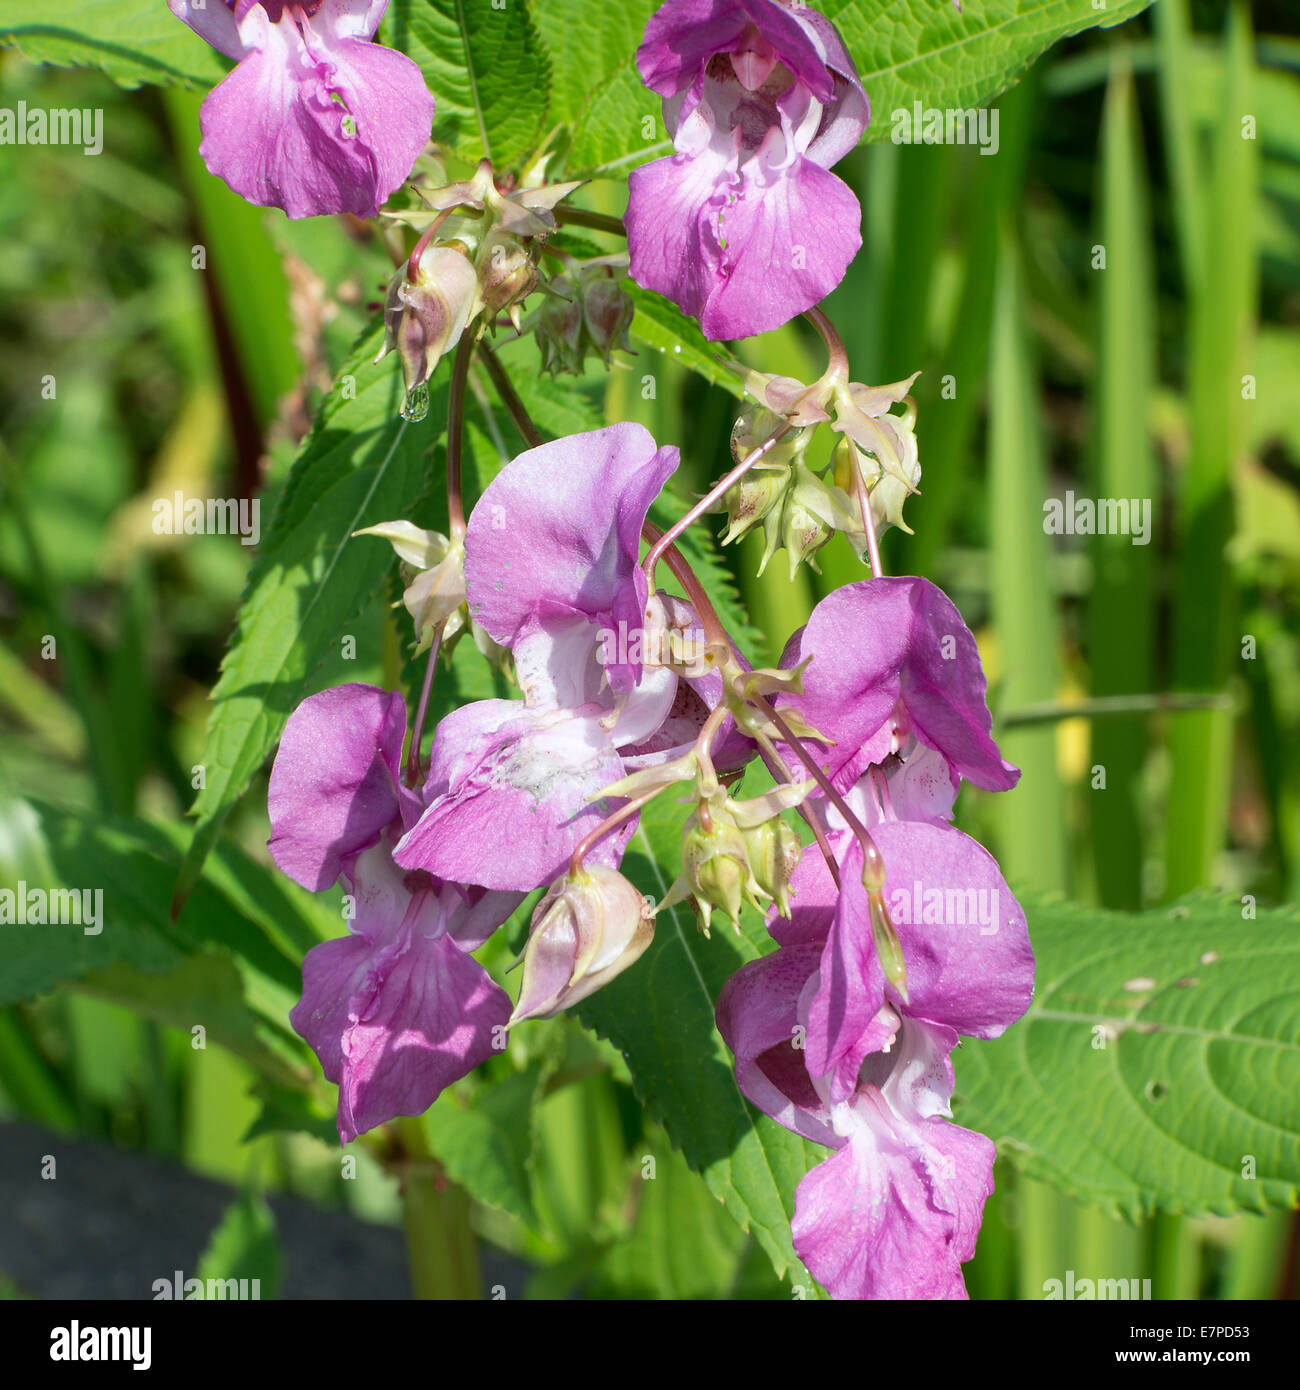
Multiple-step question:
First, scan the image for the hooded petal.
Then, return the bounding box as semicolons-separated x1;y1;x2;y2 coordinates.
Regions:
715;943;838;1146
393;700;632;892
782;578;1019;793
700;156;861;340
268;684;407;891
464;425;678;692
871;819;1035;1039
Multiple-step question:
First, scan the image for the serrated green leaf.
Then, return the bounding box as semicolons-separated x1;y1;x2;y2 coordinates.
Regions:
576;792;823;1289
383;0;550;167
177;325;436;898
627;283;745;397
957;894;1300;1219
825;0;1154;143
425;1061;547;1227
531;0;660;174
0;0;227;89
196;1192;281;1300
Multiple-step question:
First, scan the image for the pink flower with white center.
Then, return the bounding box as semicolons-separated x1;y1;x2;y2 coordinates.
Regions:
169;1;435;218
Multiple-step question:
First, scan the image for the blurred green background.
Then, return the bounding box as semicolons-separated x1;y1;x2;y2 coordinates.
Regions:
0;0;1297;1299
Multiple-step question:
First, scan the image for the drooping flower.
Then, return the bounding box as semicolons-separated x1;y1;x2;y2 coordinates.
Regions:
717;825;1033;1298
268;684;520;1141
626;0;869;340
169;0;435;219
393;424;754;894
510;864;656;1024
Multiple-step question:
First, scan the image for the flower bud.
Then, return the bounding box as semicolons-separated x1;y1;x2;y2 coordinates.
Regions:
745;817;802;918
376;246;477;410
510;865;655;1023
353;521;468;654
582;273;633;364
867;886;909;1004
479;228;539;331
681;812;757;933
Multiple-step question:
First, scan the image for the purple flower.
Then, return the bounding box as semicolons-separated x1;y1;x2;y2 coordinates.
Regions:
393;424;753;892
626;0;868;340
717;830;1032;1298
268;684;519;1141
169;1;435;219
778;577;1021;795
715;573;1034;1297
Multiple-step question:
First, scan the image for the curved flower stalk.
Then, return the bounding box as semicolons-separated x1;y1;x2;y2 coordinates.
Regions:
169;0;435;218
626;0;868;340
716;577;1034;1298
268;684;522;1142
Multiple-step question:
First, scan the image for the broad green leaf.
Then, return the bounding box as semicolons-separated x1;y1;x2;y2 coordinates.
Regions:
531;0;660;174
77;952;305;1091
627;283;745;398
243;1080;339;1147
176;324;435;901
383;0;551;167
576;791;824;1290
1;800;304;1008
0;0;227;88
195;1192;281;1300
425;1061;548;1227
956;894;1300;1219
825;0;1154;143
590;1130;755;1300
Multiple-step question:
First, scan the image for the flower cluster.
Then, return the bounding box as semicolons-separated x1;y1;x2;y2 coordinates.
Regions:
172;0;1036;1301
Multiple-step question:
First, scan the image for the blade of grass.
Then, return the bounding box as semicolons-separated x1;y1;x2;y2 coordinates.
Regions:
1163;1;1258;899
1086;53;1157;909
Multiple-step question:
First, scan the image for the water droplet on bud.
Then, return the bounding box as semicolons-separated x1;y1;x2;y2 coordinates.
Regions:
401;383;430;422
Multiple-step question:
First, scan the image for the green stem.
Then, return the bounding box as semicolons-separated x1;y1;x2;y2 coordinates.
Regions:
396;1116;483;1300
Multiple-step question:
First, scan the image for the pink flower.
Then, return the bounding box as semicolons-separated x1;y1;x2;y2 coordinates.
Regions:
268;685;519;1141
626;0;868;340
169;1;434;218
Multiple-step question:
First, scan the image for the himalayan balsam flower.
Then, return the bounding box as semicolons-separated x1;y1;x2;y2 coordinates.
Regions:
169;0;435;218
627;0;868;340
717;577;1034;1298
392;423;751;894
268;684;521;1141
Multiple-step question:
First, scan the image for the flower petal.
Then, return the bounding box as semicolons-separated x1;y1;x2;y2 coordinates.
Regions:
394;701;631;892
267;684;407;891
464;425;678;691
700;158;861;341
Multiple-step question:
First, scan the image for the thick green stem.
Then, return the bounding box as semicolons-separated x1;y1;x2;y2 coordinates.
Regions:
396;1116;483;1300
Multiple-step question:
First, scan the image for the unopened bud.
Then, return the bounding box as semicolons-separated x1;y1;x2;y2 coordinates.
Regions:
377;246;477;395
479;229;539;330
745;817;802;918
510;865;654;1023
682;813;756;933
867;886;909;1004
